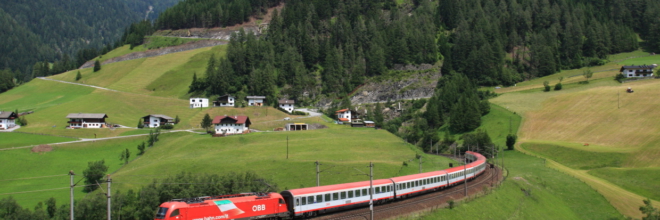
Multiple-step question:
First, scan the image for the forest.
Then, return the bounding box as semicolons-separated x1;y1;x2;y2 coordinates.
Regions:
0;0;181;82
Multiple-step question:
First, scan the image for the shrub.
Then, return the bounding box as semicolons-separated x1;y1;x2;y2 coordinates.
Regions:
291;111;308;116
543;81;551;92
160;124;174;129
93;60;101;72
506;134;517;150
448;200;455;209
614;73;626;83
554;82;562;90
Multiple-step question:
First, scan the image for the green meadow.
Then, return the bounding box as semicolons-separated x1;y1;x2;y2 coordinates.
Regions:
419;151;623;220
0;133;77;149
522;143;628;170
589;167;660;201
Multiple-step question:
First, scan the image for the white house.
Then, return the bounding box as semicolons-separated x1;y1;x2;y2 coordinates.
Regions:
278;100;295;113
66;113;108;128
0;111;18;130
213;95;234;107
190;98;209;108
141;114;174;128
620;64;657;78
247;96;266;106
213;115;251;135
336;109;352;123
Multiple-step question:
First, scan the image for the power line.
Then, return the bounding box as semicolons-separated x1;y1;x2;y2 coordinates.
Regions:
0;185;93;196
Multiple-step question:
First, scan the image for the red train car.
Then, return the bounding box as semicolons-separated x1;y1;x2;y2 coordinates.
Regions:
154;193;289;220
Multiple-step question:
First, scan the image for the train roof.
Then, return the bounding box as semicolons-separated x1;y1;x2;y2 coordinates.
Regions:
389;170;448;182
282;179;393;196
161;193;283;207
444;151;486;173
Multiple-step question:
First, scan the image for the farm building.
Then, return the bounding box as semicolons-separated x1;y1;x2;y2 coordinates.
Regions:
66;113;108;128
213;115;251;135
141;114;175;128
213;95;234;107
247;96;266;106
286;123;308;131
620;64;657;77
364;121;376;128
190;98;209;108
279;100;295;113
0;111;18;130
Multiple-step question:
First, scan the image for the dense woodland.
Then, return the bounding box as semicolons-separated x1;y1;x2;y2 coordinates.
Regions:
0;0;181;83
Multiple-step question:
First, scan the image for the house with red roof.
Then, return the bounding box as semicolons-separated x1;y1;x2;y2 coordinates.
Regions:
336;109;362;123
212;115;251;135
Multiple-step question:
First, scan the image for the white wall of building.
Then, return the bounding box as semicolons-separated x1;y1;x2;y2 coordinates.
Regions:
337;110;352;122
190;98;209;108
0;119;15;129
68;119;104;128
280;104;294;113
147;116;161;128
214;123;248;134
248;99;264;106
216;96;235;107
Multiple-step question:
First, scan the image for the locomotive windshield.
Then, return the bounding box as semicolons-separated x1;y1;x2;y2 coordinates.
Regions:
155;207;168;219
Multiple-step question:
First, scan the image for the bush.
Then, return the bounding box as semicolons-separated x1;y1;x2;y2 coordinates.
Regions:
93;60;101;72
614;73;626;83
160;124;174;129
448;200;455;209
506;134;517;151
543;81;551;92
291;111;308;116
554;83;562;90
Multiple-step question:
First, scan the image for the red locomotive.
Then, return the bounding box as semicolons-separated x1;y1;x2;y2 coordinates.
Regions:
155;193;288;220
155;151;488;220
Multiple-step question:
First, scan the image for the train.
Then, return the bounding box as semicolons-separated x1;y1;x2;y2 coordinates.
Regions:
154;151;487;220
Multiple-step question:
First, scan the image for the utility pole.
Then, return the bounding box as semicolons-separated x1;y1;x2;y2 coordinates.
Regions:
316;161;320;187
69;170;74;220
369;162;374;220
107;175;111;220
464;149;468;197
618;91;620;109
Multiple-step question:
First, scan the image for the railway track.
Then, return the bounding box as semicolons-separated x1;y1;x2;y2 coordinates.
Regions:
310;164;501;220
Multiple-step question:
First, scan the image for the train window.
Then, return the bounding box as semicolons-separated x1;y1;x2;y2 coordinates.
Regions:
375;187;380;194
341;191;346;199
356;189;361;197
302;197;307;205
155;207;168;219
280;199;285;204
317;195;322;203
348;191;354;198
333;193;339;200
309;196;315;203
407;182;410;188
295;198;299;206
362;189;368;196
422;179;426;185
387;185;391;192
416;181;419;187
170;209;179;217
325;194;331;202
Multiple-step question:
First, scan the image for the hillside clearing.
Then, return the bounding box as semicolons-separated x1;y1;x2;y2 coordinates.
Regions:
0;133;77;149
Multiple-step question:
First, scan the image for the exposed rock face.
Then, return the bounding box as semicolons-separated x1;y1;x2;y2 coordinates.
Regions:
316;65;441;108
153;26;265;40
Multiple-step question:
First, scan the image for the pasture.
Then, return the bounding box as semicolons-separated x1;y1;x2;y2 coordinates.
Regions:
419;151;623;220
0;123;456;208
50;44;227;99
0;133;77;149
589;167;660;201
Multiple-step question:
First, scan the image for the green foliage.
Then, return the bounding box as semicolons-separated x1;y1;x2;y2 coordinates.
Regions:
201;113;213;132
83;160;108;192
18;116;28;126
137;119;144;128
583;69;594;82
506;134;517;150
119;148;130;164
554;82;563;91
448;200;455;209
137;142;146;155
543;81;551;92
147;128;161;147
615;73;626;83
374;103;384;128
0;69;15;92
461;129;494;158
75;71;82;81
175;115;180;124
160;124;174;129
93;60;101;72
640;199;659;220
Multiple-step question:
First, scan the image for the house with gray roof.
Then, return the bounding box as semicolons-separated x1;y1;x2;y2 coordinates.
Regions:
620;64;657;78
142;114;175;128
66;113;108;128
0;111;18;130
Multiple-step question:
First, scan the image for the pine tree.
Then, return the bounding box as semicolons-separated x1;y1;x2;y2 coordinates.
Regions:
75;71;82;81
201;113;213;132
93;60;101;72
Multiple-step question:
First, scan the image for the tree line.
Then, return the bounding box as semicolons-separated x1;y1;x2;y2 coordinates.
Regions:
155;0;283;30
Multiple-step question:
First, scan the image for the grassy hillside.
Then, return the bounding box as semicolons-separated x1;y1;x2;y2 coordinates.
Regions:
0;123;455;208
50;44;227;99
420;151;622;220
589;167;660;201
0;133;77;149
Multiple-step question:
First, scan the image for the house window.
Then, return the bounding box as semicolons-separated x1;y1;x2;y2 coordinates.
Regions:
192;100;195;102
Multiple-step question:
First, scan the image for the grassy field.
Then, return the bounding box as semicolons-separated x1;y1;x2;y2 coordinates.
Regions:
618;54;660;65
50;44;227;99
589;167;660;201
0;123;456;208
0;133;77;149
435;104;522;148
0;136;146;207
522;143;628;169
96;45;147;63
419;151;623;220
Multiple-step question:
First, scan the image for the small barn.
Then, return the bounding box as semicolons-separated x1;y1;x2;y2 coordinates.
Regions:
364;121;376;128
247;96;266;106
66;113;108;128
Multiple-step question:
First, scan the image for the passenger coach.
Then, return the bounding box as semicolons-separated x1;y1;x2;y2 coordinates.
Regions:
281;179;394;218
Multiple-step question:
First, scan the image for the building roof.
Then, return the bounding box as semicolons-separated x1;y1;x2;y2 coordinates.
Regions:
246;96;266;99
66;113;108;119
190;97;208;100
212;115;250;125
335;109;350;113
338;118;350;122
0;111;18;119
620;64;657;71
278;100;295;104
143;114;174;120
364;121;375;124
217;94;234;98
